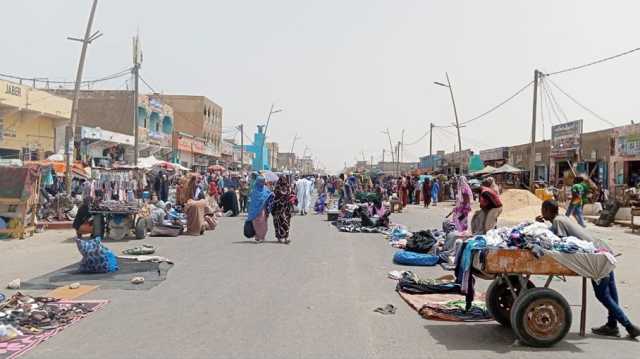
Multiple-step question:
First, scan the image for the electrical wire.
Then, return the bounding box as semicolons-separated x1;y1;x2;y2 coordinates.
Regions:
545;47;640;76
546;77;617;127
403;131;429;146
0;67;133;86
461;80;534;125
541;78;565;124
139;75;157;93
544;79;569;123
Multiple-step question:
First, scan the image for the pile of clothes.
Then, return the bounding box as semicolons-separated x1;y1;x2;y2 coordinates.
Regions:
0;293;95;337
484;222;600;255
390;221;463;267
333;204;390;233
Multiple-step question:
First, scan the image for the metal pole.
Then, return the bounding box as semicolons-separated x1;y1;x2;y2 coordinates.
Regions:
133;59;140;165
529;70;540;191
65;0;99;193
382;149;385;163
445;72;463;175
239;124;244;171
384;128;395;164
400;129;405;163
429;123;434;172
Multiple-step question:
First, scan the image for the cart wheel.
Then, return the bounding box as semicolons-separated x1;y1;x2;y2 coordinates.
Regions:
510;287;572;347
486;276;535;327
135;218;147;239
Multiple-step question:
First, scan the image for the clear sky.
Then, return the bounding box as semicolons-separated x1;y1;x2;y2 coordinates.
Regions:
3;0;639;172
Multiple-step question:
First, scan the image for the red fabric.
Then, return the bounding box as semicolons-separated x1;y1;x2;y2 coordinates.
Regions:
208;181;219;197
479;186;502;209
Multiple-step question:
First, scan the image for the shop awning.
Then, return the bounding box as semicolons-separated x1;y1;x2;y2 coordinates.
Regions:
492;164;524;174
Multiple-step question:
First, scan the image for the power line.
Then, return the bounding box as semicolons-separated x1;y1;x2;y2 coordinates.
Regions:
541;78;566;124
139;74;157;93
544;78;569;123
403;131;429;146
0;66;132;86
461;80;534;125
545;46;640;76
546;77;617;127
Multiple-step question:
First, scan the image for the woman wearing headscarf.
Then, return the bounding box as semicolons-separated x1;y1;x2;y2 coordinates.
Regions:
422;178;432;208
452;176;473;232
399;176;409;208
272;176;294;244
246;176;274;242
431;179;440;206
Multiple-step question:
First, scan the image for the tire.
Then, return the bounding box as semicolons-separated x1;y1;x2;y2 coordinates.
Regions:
510;287;572;347
485;276;535;327
135;218;147;239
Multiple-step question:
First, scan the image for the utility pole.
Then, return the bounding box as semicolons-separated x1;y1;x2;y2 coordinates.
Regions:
429;123;434;172
383;128;395;164
529;70;541;192
238;124;244;171
370;155;374;170
396;141;401;176
400;129;405;163
65;0;101;192
382;149;385;163
445;73;463;175
132;34;141;166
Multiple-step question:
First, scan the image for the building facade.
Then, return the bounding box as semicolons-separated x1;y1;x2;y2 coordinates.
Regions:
161;95;223;165
278;152;297;171
46;90;175;164
1;80;71;160
266;142;279;171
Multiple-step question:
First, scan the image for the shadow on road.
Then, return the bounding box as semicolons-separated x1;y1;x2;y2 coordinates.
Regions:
231;241;287;245
423;323;585;353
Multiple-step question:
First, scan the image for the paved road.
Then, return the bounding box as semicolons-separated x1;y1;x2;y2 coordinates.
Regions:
2;203;640;358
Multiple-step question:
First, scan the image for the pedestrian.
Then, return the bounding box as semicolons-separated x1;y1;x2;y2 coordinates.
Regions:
246;176;274;242
452;176;473;232
422;178;432;208
471;177;503;234
238;179;249;213
431;179;440;206
272;176;294;244
400;176;408;208
566;176;587;227
220;187;239;217
296;176;311;215
538;200;640;339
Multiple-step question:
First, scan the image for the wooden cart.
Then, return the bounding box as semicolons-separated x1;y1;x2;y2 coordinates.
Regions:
473;248;588;348
0;168;40;239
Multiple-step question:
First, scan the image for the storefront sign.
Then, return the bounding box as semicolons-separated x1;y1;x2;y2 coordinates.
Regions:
81;126;134;146
480;147;507;161
221;142;234;156
149;97;163;112
4;83;21;97
551;120;583;155
177;137;206;154
148;131;171;147
616;134;640;156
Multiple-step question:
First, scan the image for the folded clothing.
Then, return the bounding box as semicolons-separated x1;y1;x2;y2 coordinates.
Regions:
396;271;461;294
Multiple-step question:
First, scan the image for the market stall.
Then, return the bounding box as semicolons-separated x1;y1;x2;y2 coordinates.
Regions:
0;166;40;239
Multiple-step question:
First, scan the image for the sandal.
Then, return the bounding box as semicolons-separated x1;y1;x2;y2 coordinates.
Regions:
373;304;396;315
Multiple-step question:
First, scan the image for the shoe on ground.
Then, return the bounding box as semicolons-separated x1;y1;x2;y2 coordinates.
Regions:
626;324;640;339
592;324;620;337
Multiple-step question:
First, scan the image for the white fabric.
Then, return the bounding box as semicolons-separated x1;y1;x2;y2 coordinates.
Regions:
296;178;312;212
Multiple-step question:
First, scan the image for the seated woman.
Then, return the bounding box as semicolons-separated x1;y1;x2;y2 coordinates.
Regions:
314;193;327;214
72;198;93;238
75;236;118;274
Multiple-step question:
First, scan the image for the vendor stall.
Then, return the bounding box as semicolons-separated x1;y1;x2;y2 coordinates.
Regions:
0;166;40;239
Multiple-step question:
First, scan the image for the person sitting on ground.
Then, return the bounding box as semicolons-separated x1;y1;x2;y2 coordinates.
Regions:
75;235;118;274
471;177;503;234
184;199;209;235
220;187;240;217
537;200;639;339
72;197;93;238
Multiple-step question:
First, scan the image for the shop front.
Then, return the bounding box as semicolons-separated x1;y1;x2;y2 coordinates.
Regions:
174;133;208;171
480;147;508;168
549;120;583;186
80;126;134;166
610;124;640;191
0;80;71;160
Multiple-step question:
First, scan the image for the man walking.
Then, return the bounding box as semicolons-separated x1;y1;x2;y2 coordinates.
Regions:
566;177;587;227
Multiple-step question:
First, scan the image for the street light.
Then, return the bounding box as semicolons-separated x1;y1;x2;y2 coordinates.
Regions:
434;72;464;174
259;104;283;170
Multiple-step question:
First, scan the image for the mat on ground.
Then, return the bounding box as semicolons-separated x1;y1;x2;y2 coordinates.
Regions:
20;258;173;291
0;300;107;359
398;291;491;322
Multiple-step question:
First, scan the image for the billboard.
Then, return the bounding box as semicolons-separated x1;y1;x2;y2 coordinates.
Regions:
551;120;583;156
480;147;508;161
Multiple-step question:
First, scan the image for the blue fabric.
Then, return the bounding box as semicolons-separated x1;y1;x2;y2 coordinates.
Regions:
592;272;631;328
247;176;274;222
75;236;119;273
460;236;486;272
566;204;586;227
393;250;440;266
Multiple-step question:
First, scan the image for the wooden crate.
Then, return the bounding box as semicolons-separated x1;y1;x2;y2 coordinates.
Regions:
479;248;577;276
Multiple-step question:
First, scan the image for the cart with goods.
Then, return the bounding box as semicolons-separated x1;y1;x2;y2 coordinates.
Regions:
90;200;148;241
473;248;587;347
0;166;40;239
